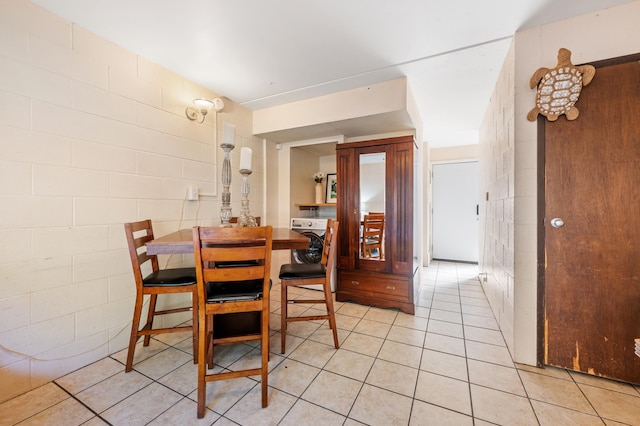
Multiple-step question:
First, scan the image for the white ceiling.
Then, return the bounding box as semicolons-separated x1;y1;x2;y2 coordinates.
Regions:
33;0;635;148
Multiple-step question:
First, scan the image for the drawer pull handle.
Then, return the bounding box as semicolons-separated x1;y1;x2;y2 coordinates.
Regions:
351;281;360;286
386;285;396;290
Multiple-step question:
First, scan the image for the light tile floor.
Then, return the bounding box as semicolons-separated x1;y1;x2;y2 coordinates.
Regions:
3;261;640;425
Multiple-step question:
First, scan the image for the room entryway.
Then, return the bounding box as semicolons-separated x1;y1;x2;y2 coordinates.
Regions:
432;161;479;263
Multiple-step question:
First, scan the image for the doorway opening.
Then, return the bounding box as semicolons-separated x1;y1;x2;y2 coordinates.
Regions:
431;161;479;263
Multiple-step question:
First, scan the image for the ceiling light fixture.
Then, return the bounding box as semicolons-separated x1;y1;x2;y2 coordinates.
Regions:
185;97;224;123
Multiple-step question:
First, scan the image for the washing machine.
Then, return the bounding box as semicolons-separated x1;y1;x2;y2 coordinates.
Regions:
290;218;336;291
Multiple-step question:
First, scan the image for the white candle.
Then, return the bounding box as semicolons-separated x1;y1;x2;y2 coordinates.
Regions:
240;147;252;171
222;122;235;147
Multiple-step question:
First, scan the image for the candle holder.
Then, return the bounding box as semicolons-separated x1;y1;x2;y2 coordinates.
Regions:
219;142;234;227
237;169;257;227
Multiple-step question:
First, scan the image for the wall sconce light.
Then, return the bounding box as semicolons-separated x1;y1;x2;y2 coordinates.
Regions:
185;97;224;123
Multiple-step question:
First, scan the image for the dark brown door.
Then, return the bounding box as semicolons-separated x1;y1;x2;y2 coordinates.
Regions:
544;59;640;383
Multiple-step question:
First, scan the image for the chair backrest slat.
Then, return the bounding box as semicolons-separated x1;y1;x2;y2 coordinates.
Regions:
124;219;159;288
201;246;266;263
203;267;265;282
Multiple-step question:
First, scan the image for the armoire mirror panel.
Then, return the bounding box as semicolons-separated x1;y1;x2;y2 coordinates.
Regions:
359;152;385;261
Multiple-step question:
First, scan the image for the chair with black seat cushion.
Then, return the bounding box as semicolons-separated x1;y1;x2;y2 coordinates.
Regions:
192;225;273;418
279;219;339;354
123;220;198;372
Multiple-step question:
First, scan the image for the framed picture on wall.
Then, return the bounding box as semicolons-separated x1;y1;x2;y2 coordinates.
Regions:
325;173;337;204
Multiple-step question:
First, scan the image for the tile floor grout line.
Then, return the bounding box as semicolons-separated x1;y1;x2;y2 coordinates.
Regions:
457;263;478;424
277;335;356;424
465;263;541;425
409;305;430;424
52;381;113;426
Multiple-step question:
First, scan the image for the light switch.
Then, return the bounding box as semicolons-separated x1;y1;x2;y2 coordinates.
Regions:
187;186;199;201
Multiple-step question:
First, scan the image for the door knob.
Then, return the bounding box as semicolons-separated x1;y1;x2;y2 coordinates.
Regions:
550;218;564;228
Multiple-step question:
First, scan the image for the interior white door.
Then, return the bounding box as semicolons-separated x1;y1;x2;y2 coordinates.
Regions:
432;161;479;262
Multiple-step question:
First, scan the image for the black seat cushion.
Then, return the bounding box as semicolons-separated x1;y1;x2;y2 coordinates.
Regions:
143;267;196;286
215;260;260;268
279;263;326;279
205;279;270;302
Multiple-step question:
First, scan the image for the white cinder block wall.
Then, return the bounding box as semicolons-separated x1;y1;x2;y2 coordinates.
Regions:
478;42;516;355
479;0;640;366
0;1;263;403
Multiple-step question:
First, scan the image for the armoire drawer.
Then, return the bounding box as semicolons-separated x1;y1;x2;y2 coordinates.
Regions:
339;271;408;298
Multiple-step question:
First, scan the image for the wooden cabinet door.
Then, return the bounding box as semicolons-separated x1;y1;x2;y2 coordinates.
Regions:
336;146;357;270
389;140;413;275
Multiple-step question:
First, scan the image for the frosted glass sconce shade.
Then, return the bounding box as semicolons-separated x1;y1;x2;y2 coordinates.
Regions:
185;97;224;123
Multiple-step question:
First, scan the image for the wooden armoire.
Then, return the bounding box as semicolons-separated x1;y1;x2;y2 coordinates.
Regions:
335;135;415;314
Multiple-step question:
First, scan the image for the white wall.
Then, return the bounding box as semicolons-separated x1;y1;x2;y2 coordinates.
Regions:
288;148;337;212
430;145;479;163
290;148;321;214
0;1;263;402
479;42;517;355
254;78;409;135
479;0;640;365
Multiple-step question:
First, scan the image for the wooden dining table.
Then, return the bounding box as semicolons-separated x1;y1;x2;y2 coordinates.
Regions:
146;227;310;255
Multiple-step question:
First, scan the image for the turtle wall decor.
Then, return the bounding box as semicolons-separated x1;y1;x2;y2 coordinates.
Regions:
527;48;596;121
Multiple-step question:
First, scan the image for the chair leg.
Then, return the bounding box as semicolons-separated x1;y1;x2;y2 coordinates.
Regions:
207;315;214;368
281;283;288;354
143;294;158;346
191;290;198;364
323;282;340;349
197;311;207;419
125;294;144;372
261;307;269;407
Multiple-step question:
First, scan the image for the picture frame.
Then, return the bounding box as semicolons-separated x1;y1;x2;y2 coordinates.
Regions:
325;173;337;204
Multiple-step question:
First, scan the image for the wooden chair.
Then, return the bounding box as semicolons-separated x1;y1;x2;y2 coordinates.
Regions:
192;226;273;418
361;214;384;259
123;220;198;372
279;219;339;354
